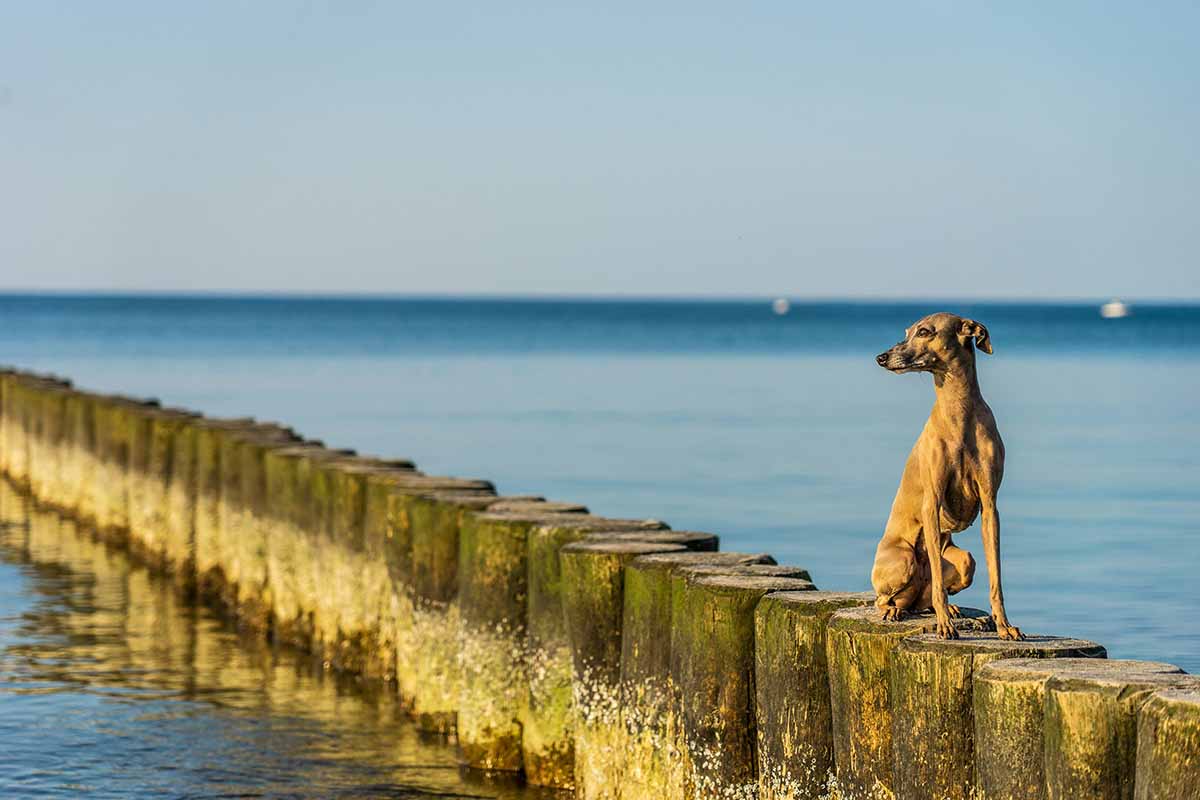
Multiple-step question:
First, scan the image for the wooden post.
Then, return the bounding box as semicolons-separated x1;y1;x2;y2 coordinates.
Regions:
973;658;1191;800
619;551;777;800
891;633;1105;800
60;388;95;519
522;516;670;789
1135;687;1200;800
456;509;592;773
190;417;271;604
825;605;991;799
258;442;325;647
559;540;690;800
583;529;719;551
212;424;299;622
401;491;509;732
675;574;817;800
754;590;875;800
366;475;498;701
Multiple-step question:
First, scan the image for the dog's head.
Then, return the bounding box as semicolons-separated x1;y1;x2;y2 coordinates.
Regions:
875;312;991;375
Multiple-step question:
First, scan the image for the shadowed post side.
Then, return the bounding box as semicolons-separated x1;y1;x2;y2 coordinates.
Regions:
673;573;816;800
619;551;776;800
973;658;1193;800
1135;687;1200;800
890;633;1106;800
523;517;672;789
560;540;690;800
754;590;875;800
825;605;991;799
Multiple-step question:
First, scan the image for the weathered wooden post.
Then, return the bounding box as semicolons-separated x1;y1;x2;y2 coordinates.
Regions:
582;530;719;551
191;417;267;602
674;574;816;800
401;490;509;731
890;632;1105;800
60;388;95;518
2;376;33;489
974;658;1192;800
90;395;137;540
370;475;498;698
619;550;777;800
318;459;429;673
825;605;991;799
754;590;875;800
212;423;299;620
1135;686;1200;800
560;540;691;800
125;405;195;569
30;383;69;505
456;508;589;773
124;401;158;558
261;442;330;647
1044;660;1194;800
673;562;812;583
161;415;203;592
522;516;672;789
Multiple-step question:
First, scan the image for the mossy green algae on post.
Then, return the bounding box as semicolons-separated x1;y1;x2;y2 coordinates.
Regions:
825;605;990;800
190;416;264;602
59;388;96;518
261;442;327;647
369;475;495;696
559;540;689;800
618;550;775;800
134;407;197;572
29;382;68;503
1135;686;1200;800
401;491;508;732
522;516;670;789
891;632;1105;800
675;574;816;800
972;658;1190;800
1043;660;1193;800
210;423;299;623
754;590;875;800
457;508;589;773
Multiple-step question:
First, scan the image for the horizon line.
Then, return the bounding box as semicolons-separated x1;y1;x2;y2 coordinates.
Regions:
0;289;1196;306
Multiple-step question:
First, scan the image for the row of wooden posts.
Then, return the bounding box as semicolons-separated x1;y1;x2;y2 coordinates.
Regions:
0;367;1196;800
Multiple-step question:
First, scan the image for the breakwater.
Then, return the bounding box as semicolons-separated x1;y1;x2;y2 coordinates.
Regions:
0;367;1196;800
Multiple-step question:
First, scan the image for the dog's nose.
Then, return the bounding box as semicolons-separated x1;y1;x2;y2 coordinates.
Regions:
876;352;889;366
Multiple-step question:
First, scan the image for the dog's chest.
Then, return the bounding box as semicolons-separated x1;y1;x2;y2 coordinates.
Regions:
939;468;981;533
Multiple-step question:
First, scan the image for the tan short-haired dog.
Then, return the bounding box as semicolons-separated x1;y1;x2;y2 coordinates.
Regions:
872;312;1023;640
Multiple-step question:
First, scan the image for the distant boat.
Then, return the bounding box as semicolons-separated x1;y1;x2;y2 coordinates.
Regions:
772;298;791;316
1100;299;1129;319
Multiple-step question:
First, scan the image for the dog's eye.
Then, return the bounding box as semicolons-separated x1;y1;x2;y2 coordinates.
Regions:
916;327;934;338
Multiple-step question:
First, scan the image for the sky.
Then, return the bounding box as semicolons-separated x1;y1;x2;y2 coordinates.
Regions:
1;2;1197;299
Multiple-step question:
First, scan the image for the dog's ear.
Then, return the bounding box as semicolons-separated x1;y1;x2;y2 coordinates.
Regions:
959;318;992;354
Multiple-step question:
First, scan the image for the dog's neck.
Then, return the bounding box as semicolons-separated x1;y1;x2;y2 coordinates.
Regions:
931;357;982;423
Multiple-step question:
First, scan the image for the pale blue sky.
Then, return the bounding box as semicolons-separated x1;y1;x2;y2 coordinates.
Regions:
2;2;1197;298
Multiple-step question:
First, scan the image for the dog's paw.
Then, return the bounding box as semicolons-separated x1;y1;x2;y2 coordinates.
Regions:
946;604;964;618
996;623;1024;641
879;606;904;622
936;619;960;640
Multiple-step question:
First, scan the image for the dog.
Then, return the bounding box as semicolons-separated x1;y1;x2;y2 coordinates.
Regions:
871;312;1023;640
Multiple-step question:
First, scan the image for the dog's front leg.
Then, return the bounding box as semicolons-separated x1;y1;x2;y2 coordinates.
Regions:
981;496;1023;640
920;490;958;640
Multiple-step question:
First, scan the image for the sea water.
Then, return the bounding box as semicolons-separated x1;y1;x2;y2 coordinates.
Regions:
0;295;1196;795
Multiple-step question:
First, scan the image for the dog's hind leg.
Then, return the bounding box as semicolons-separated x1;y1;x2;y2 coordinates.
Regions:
942;541;976;617
871;539;923;621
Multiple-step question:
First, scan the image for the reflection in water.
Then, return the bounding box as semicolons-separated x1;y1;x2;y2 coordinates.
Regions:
0;479;541;799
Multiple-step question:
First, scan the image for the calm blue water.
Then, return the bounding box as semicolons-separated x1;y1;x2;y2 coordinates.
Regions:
0;294;1197;793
